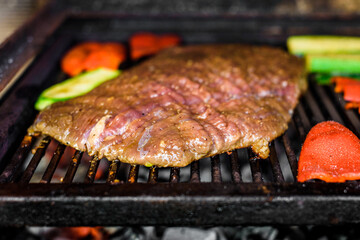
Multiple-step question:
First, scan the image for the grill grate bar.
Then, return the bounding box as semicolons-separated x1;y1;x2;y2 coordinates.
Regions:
296;103;312;134
0;135;34;183
269;143;284;183
282;133;298;179
40;143;66;183
107;160;120;183
148;166;158;183
18;136;51;183
127;165;139;183
331;90;360;137
211;155;222;183
304;90;326;123
170;167;180;183
84;156;100;183
292;110;307;142
248;148;263;183
312;82;344;124
63;150;83;183
190;161;200;183
291;115;306;142
229;151;242;183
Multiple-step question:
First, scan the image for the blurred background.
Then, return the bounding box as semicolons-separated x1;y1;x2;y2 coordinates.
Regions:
1;0;360;44
0;0;47;43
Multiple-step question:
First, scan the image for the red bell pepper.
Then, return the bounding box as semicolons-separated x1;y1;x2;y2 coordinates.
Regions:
130;32;181;60
61;42;125;76
298;121;360;182
343;84;360;102
331;76;360;113
331;76;359;92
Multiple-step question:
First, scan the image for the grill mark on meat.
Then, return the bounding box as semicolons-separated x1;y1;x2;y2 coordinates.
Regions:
142;76;240;157
28;44;306;167
197;106;241;154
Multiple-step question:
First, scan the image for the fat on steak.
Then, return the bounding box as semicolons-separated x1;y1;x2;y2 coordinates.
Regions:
28;44;306;167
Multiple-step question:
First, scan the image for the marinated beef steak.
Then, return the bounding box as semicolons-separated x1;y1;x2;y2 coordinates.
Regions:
28;44;306;167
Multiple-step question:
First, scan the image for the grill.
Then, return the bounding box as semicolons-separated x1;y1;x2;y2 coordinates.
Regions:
1;0;360;227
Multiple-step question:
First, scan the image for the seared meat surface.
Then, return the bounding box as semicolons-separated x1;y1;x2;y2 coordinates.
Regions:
28;44;306;167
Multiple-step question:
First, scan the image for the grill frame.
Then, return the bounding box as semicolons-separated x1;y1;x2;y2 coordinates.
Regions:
1;1;360;227
1;182;360;226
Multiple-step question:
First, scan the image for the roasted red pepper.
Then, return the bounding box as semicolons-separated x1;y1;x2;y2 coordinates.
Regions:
61;42;125;76
297;121;360;182
130;32;181;59
345;102;360;114
331;76;360;113
331;76;359;92
343;84;360;102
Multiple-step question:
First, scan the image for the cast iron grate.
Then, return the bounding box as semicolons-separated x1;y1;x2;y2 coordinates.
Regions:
1;37;360;226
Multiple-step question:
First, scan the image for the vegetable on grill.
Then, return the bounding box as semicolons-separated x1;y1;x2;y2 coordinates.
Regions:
331;76;360;113
343;84;360;102
130;32;181;59
287;36;360;74
332;76;360;92
313;73;360;85
306;54;360;74
345;102;360;113
297;121;360;182
35;68;120;110
287;35;360;55
61;42;125;76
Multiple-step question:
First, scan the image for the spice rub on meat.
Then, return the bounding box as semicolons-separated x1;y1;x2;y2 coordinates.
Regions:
28;44;306;167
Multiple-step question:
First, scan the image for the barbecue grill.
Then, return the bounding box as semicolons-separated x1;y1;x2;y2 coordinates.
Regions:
1;0;360;227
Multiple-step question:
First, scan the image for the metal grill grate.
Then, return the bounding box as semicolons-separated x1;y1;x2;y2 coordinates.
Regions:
1;17;360;225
